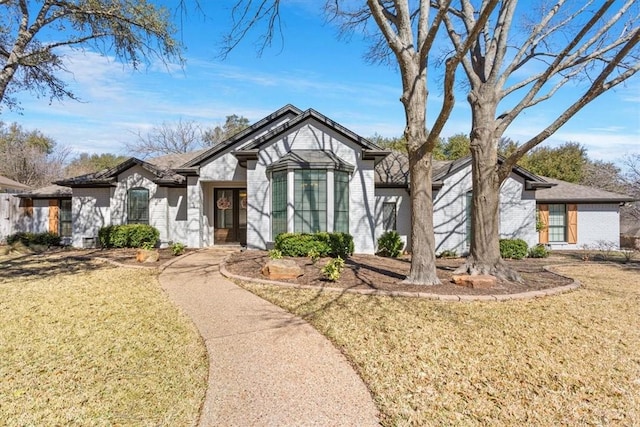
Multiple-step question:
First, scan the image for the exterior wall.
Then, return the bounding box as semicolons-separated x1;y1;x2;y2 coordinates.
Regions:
499;175;537;247
544;203;621;250
31;199;50;234
72;187;111;247
167;187;188;244
0;195;21;242
432;165;537;255
244;122;378;253
374;188;411;252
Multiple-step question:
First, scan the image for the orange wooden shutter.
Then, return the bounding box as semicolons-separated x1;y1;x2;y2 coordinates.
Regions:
538;204;549;244
23;198;33;217
49;199;59;234
567;204;578;244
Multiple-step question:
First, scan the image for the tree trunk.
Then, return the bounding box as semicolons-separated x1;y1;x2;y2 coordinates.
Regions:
456;94;522;282
401;61;440;286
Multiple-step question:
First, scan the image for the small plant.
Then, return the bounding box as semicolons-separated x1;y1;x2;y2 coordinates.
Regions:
437;249;457;259
528;244;549;258
377;231;404;258
620;248;636;263
141;241;156;251
595;240;617;261
307;248;321;264
268;249;283;259
580;244;592;261
171;242;186;256
322;256;345;282
499;238;528;260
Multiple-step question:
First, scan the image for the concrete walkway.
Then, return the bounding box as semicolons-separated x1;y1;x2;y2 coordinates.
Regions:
159;249;380;427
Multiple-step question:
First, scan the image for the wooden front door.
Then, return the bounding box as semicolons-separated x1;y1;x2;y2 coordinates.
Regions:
214;188;247;245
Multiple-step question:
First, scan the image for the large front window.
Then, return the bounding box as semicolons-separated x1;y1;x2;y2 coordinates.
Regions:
548;204;566;242
272;171;288;238
294;170;327;233
128;188;149;224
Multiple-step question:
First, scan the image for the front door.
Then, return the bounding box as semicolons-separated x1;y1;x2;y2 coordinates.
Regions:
214;188;247;245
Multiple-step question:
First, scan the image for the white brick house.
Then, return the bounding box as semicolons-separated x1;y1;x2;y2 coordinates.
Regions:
18;105;628;253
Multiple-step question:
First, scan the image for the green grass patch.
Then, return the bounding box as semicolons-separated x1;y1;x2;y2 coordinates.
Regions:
0;255;207;426
240;264;640;426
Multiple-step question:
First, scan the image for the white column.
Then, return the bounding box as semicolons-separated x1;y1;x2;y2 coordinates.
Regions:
186;176;202;248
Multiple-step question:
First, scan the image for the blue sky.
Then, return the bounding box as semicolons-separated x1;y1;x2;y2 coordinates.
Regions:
1;1;638;165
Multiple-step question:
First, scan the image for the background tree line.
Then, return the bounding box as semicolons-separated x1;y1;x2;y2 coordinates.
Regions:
0;115;250;188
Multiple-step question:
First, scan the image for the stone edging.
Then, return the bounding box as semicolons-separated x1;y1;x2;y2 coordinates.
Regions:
93;249;204;272
219;256;581;302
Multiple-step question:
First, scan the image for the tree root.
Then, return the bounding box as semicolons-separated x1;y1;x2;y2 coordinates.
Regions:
453;259;523;283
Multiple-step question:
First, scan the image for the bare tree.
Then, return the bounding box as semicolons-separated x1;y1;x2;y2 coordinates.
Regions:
126;119;204;158
0;122;69;187
0;0;181;111
441;0;640;279
223;0;498;285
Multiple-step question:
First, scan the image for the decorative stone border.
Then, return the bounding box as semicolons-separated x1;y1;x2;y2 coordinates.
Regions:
220;256;581;302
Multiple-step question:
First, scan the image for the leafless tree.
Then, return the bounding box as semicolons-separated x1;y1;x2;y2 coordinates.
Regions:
0;0;181;111
126;119;204;158
222;0;498;285
441;0;640;279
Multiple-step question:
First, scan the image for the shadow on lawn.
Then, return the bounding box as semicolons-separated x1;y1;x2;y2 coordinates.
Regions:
0;251;110;281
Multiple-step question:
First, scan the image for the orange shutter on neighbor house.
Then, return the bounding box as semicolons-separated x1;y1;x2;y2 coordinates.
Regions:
538;204;549;244
49;199;59;234
567;204;578;244
23;198;33;217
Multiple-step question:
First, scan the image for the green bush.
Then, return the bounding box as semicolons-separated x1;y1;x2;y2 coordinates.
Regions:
322;256;345;281
377;231;404;258
307;248;321;264
98;224;159;249
437;249;458;259
6;232;61;247
268;249;283;259
499;238;528;260
171;242;186;256
528;244;550;258
274;232;354;258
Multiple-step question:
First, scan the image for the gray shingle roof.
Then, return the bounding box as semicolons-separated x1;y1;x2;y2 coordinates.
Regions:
535;177;634;203
17;184;71;198
0;175;30;191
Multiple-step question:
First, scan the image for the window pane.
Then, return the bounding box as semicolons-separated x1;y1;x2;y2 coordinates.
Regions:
334;171;349;233
382;202;396;231
272;172;287;238
128;188;149;224
59;199;72;237
294;170;326;233
549;204;566;242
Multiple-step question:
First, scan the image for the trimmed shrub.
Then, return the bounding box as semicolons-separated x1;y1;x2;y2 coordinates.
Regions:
499;238;528;260
528;244;550;258
6;232;61;247
377;231;404;258
275;232;354;258
268;249;283;259
98;224;159;249
171;242;186;256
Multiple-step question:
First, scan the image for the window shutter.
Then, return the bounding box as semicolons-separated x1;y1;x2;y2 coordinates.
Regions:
567;204;578;244
538;204;549;244
49;199;59;234
23;198;33;217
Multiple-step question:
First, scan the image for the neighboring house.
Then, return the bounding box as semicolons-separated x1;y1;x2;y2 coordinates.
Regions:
12;185;73;244
14;105;632;253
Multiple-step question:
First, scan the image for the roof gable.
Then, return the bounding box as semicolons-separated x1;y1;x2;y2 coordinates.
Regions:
181;104;303;168
239;108;385;153
57;157;185;187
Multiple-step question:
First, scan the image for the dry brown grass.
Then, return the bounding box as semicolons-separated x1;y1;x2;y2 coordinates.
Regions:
241;263;640;426
0;254;207;426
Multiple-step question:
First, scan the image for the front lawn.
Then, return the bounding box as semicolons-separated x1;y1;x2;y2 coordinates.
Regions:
240;263;640;426
0;253;207;426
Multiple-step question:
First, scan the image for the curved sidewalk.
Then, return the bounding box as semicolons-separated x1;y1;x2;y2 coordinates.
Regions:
159;249;380;427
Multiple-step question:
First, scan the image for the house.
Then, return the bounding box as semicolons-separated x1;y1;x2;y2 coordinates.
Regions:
0;175;32;242
14;105;634;253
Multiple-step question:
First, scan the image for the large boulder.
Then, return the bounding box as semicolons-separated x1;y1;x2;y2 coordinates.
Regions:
452;274;497;289
261;259;303;280
136;249;159;263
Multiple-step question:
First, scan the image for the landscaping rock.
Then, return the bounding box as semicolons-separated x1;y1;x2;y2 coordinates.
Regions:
136;249;159;263
261;259;303;279
452;274;497;289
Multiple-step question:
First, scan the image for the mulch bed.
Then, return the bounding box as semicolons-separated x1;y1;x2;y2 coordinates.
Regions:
52;247;190;267
225;251;575;295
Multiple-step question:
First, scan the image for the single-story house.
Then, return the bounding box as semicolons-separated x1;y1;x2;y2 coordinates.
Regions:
13;105;634;253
